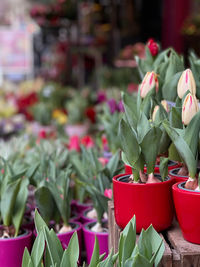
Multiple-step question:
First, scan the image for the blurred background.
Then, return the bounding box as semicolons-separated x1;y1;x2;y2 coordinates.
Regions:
0;0;197;87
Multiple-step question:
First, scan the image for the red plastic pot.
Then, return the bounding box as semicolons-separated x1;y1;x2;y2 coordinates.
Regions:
83;221;108;264
125;161;180;174
0;229;32;267
113;173;174;232
169;168;188;184
173;182;200;244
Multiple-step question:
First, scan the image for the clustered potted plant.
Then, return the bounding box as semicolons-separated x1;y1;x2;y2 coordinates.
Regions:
22;210;165;267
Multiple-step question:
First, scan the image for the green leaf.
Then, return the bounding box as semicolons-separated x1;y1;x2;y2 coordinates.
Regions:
31;230;45;267
13;178;28;236
89;236;100;267
121;216;136;265
137;113;151;144
140;127;162;174
163;122;197;178
43;227;61;266
159;157;169;181
98;252;113;267
22;247;32;267
34;209;48;234
1;178;21;226
60;232;79;267
119;119;140;167
35;186;56;224
162;72;182;101
122;92;138;130
124;253;152;267
184;110;200;157
169;107;182;128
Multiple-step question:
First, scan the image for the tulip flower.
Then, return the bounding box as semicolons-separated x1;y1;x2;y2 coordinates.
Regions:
147;38;159;56
152;100;169;121
140;71;158;98
177;69;196;99
182;93;199;125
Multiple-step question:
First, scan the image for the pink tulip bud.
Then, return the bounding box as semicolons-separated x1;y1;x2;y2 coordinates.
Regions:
182;93;199;125
177;69;196;99
140;71;158;98
104;188;112;199
152;100;169;121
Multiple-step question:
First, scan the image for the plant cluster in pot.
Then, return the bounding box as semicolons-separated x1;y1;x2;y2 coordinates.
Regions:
34;162;82;252
113;88;175;232
163;91;200;244
0;161;33;267
168;69;199;183
71;146;123;264
22;210;165;267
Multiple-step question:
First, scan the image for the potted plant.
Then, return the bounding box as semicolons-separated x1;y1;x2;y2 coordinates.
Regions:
163;95;200;244
0;159;32;267
34;162;82;250
113;89;174;232
22;211;165;267
71;147;123;264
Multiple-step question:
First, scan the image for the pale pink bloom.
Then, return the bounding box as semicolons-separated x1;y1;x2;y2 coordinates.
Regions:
140;71;158;98
177;69;196;99
182;93;199;125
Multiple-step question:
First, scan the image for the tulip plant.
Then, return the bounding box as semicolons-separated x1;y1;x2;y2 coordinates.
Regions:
120;91;170;183
0;157;38;237
71;147;123;226
35;161;73;233
22;210;164;267
136;47;184;102
163;101;200;191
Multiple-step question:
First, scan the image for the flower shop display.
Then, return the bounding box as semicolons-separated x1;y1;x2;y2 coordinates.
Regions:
22;211;164;267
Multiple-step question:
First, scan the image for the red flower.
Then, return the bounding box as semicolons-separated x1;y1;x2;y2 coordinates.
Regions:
101;135;108;150
81;135;95;149
38;129;47;139
68;135;80;152
85;107;96;123
147;38;159;56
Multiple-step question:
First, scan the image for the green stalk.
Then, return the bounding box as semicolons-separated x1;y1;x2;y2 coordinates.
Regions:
132;168;140;182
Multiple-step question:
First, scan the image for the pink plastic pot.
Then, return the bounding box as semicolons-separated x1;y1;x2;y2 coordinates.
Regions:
113;173;174;232
75;201;93;214
80;208;98;224
173;182;200;244
57;222;82;251
125;161;180;174
0;229;32;267
83;221;108;264
169;168;188;184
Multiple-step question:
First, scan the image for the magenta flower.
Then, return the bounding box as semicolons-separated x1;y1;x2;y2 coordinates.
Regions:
104;188;112;199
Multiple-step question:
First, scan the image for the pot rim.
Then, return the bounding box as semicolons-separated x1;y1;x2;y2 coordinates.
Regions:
173;181;200;195
169;168;188;178
83;221;108;236
113;173;172;187
57;221;82;237
0;228;32;242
